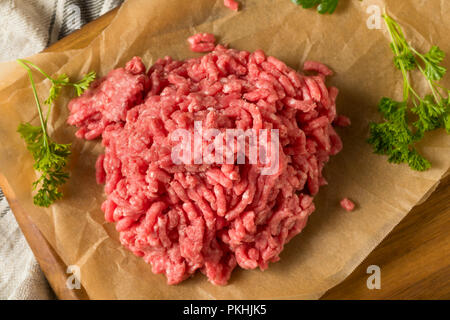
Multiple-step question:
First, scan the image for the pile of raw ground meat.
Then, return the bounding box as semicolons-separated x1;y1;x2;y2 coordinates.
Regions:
67;41;344;285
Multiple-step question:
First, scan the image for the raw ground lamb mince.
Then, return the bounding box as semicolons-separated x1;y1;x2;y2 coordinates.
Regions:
67;43;343;285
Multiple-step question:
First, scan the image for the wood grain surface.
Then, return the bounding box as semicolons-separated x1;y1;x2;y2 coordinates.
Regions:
4;6;449;300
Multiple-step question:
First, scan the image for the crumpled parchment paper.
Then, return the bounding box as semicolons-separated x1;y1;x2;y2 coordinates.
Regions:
0;0;449;299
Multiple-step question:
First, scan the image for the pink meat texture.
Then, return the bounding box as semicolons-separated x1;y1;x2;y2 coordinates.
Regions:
187;33;216;53
67;42;344;285
340;198;355;212
224;0;239;11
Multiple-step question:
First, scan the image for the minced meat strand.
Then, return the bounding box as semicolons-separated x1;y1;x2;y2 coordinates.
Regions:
67;44;344;285
187;33;216;53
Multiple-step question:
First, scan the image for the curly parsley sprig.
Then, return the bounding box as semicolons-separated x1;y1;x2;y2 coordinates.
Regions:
367;14;450;171
291;0;339;15
16;59;96;207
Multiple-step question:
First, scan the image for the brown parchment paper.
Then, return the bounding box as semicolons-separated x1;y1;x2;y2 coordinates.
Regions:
0;0;449;299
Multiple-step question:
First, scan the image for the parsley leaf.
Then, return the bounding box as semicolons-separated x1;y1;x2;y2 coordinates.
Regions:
411;95;446;135
18;122;71;207
73;71;96;96
423;46;446;81
18;59;96;107
390;43;416;71
443;96;450;133
17;59;95;207
407;149;431;172
368;98;421;168
317;0;339;14
292;0;339;15
367;14;449;171
45;73;70;105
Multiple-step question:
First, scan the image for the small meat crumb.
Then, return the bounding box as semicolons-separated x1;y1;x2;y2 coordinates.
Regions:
187;33;216;52
224;0;239;11
334;115;351;127
340;198;356;212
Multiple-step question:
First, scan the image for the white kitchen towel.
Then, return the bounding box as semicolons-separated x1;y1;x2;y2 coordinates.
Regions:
0;0;123;300
0;190;55;300
0;0;123;63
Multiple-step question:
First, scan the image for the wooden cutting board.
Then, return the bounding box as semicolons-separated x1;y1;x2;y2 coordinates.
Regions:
3;7;449;300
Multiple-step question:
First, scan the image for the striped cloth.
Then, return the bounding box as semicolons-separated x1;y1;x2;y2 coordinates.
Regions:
0;0;123;300
0;191;8;218
0;189;55;300
0;0;123;62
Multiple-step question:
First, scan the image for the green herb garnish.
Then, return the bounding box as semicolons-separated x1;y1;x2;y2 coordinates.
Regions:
291;0;339;14
16;59;96;207
368;14;450;171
